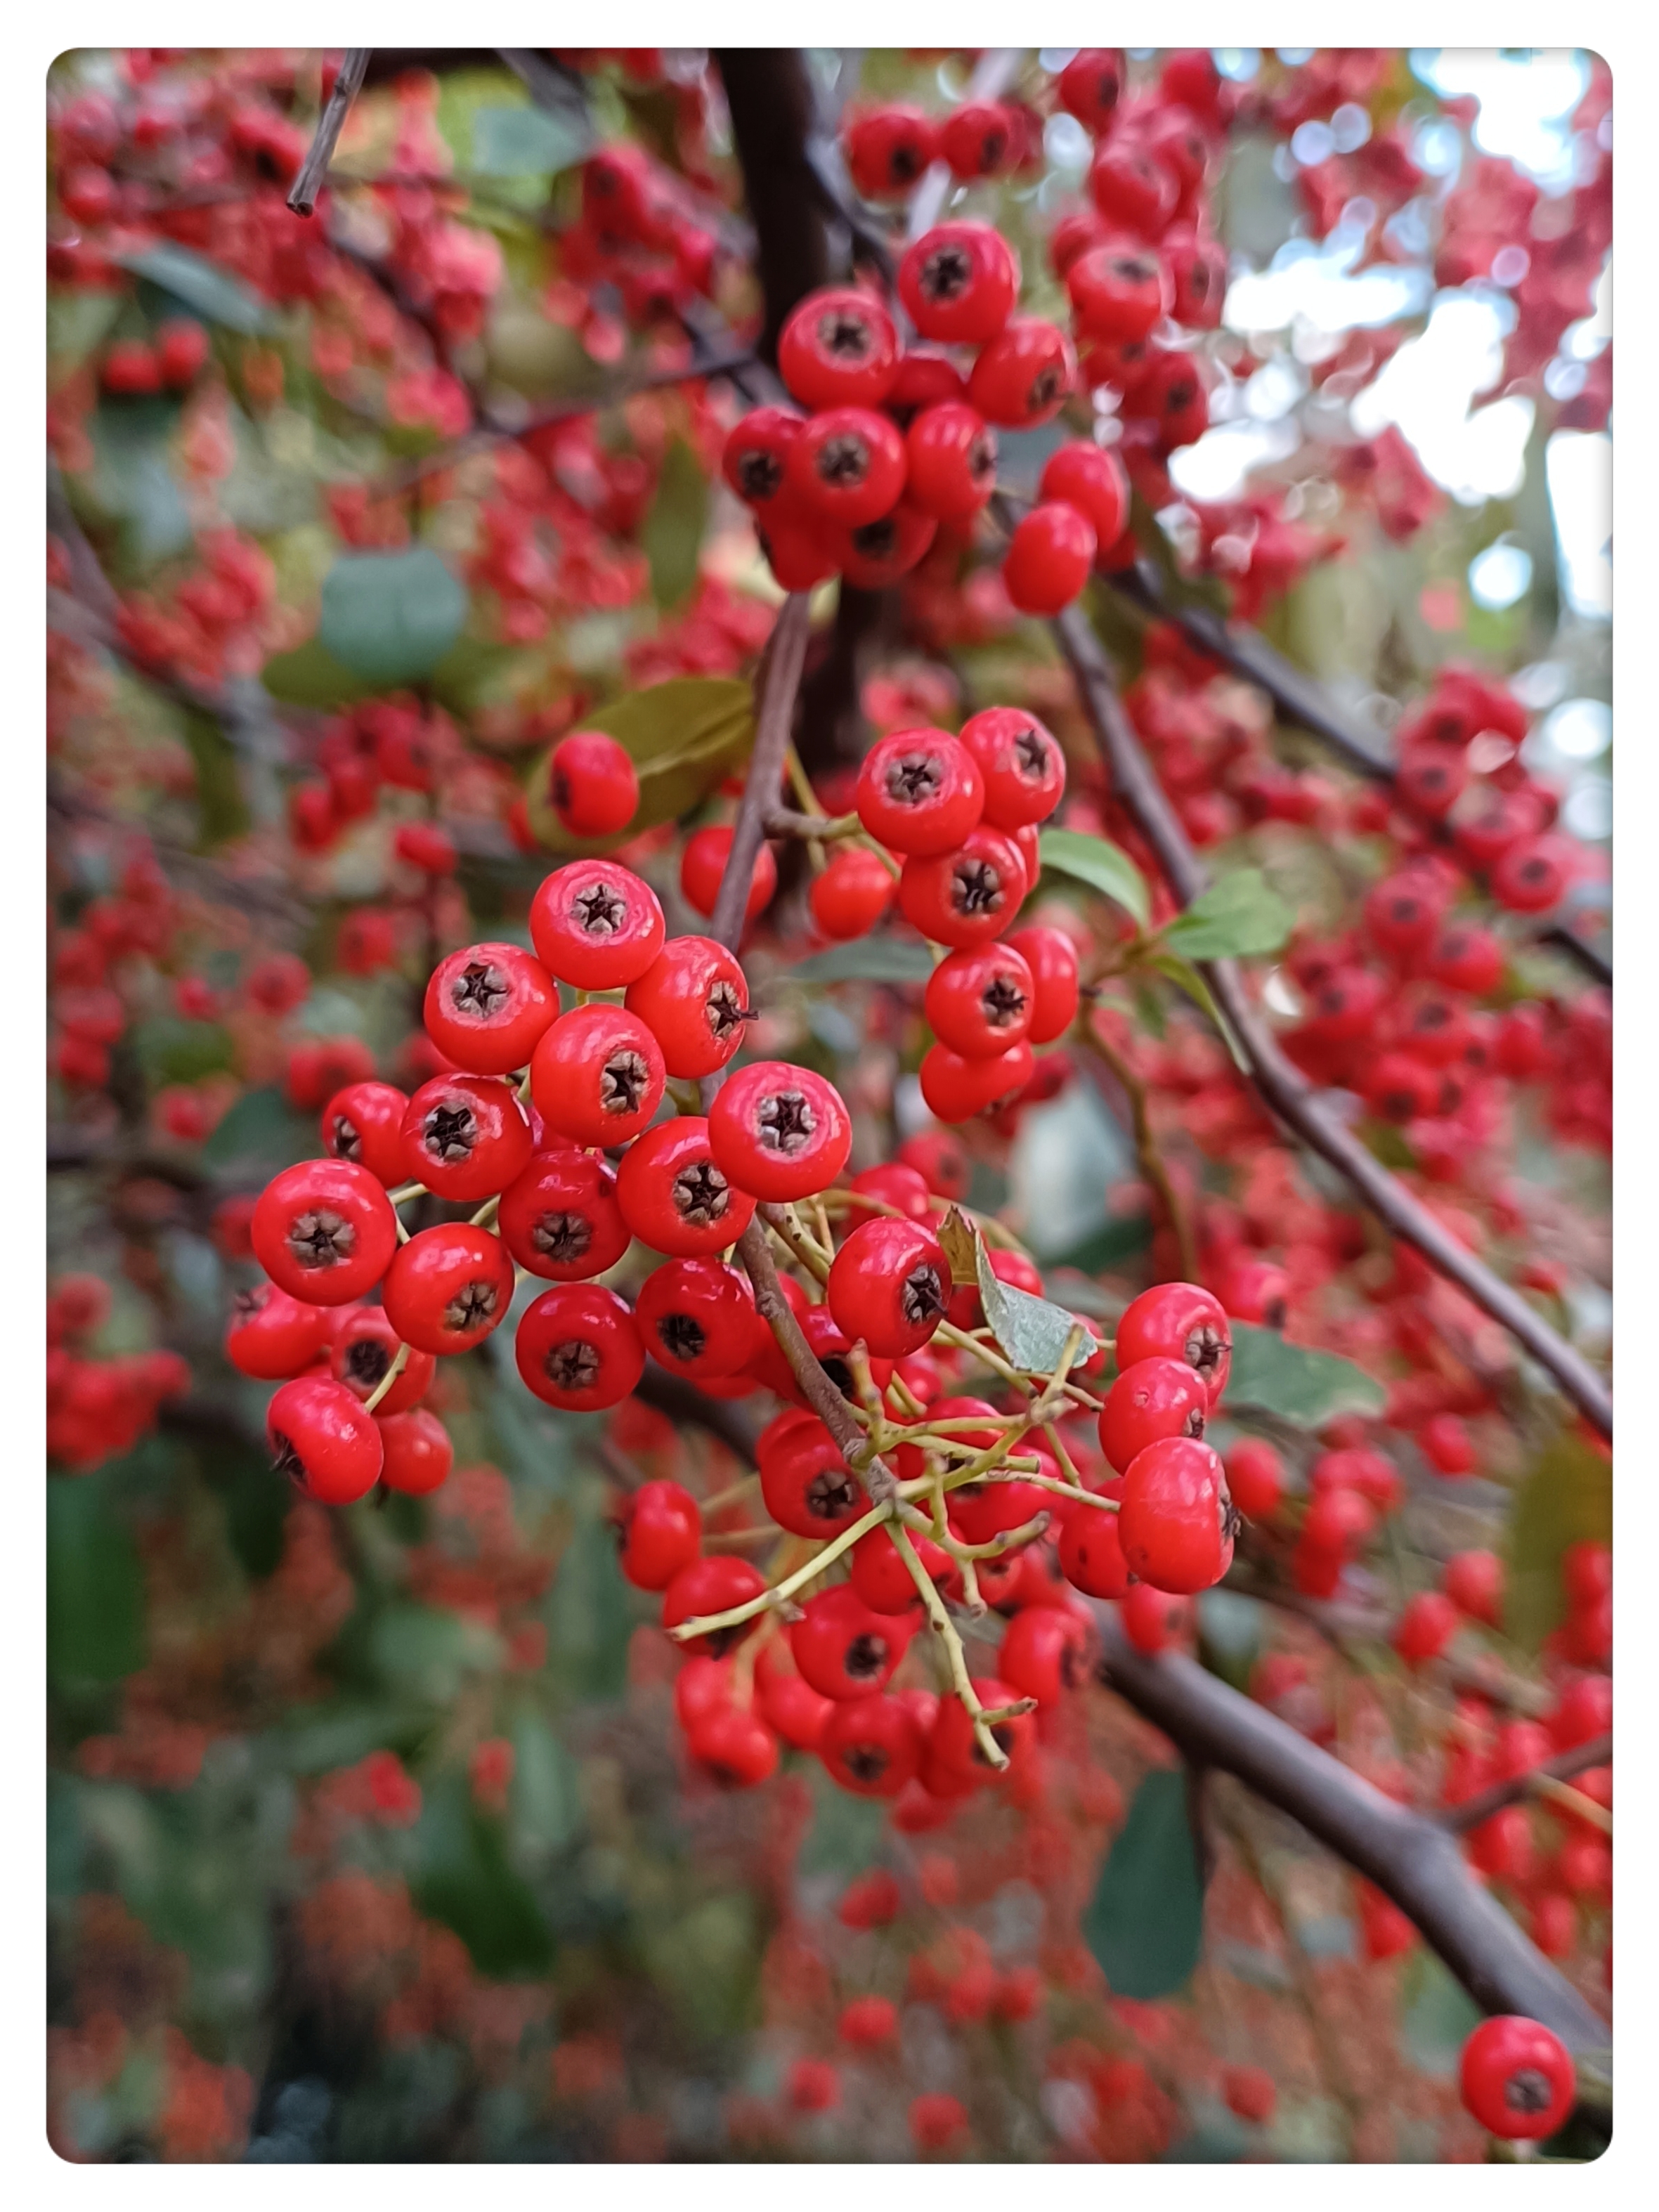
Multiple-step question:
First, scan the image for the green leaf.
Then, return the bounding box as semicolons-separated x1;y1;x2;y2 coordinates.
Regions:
544;1514;634;1700
1039;826;1150;928
1143;951;1251;1071
1400;1948;1483;2078
642;437;710;611
317;548;468;687
413;1774;555;1977
48;1477;146;1684
523;675;755;856
367;1603;483;1705
129;1014;233;1088
1505;1427;1613;1651
791;935;933;985
973;1228;1099;1375
180;708;251;850
199;1084;318;1172
471;101;589;177
259;636;377;710
508;1717;585;1859
116;242;271;332
1162;869;1296;963
88;403;193;563
1226;1321;1386;1426
1082;1766;1206;1998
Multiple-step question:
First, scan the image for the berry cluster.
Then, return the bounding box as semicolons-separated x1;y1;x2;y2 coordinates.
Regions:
47;1275;189;1472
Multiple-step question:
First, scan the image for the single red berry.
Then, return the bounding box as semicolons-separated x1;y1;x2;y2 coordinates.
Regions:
898;824;1027;948
1115;1280;1231;1403
394;822;457;877
1222;2066;1276;2126
786;405;907;528
530;859;665;988
515;1283;644;1410
904;403;998;522
1561;1540;1611;1609
377;1407;454;1496
1393;1590;1459;1667
252;1159;399;1306
939;98;1021;181
1039;441;1131;556
1067;243;1171;343
968;316;1075;429
883;349;970;427
758;1418;868;1539
381;1223;516;1356
1003;502;1097;616
708;1061;852;1203
850;1524;951;1614
331;1305;434;1414
679;824;777;923
958;707;1067;831
423;942;558;1076
1223;1437;1284;1521
686;1702;779;1788
756;1645;835;1750
899;223;1020;346
1060;1508;1131;1597
625;935;751;1078
497;1148;630;1281
843;102;938;197
661;1555;767;1656
1492;835;1573;914
224;1283;332;1381
846;1162;933;1225
156;316;210;387
1057;49;1126;131
832;500;939;590
809;846;896;941
401;1073;533;1202
925;942;1035;1058
1100;1356;1210;1473
722;405;803;509
635;1258;756;1381
897;1129;970;1200
786;2057;840;2114
266;1375;384;1506
1443;1548;1504;1627
1120;1581;1192;1654
1089;141;1179;239
819;1693;924;1797
1459;2016;1575;2142
1118;1435;1236;1593
827;1218;949;1360
792;1585;913;1701
778;286;900;410
529;1004;665;1148
757;511;841;591
918;1039;1035;1124
856;728;984;857
549;730;639;837
614;1116;757;1257
618;1478;701;1589
838;1995;899;2048
928;1674;1034;1784
1004;925;1081;1043
998;1603;1096;1706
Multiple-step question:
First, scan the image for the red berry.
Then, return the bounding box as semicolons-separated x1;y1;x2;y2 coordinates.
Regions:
1547;1674;1611;1751
662;1556;767;1655
968;317;1075;431
1117;1435;1235;1593
856;728;984;857
1223;1438;1284;1521
530;859;665;988
925;942;1034;1060
224;1283;332;1381
1223;2066;1276;2126
827;1218;950;1359
1492;835;1573;914
634;1259;756;1381
722;406;802;509
618;1478;701;1589
792;1585;913;1700
1003;502;1096;616
514;1283;645;1410
549;731;639;837
898;824;1027;948
919;1039;1035;1124
252;1159;399;1306
679;824;777;923
320;1075;412;1178
1458;2016;1575;2141
809;846;896;941
381;1223;516;1355
401;1073;533;1202
998;1603;1095;1706
530;1003;665;1148
1067;243;1171;343
939;99;1021;181
928;1674;1034;1784
394;822;457;877
904;403;998;522
756;1651;835;1750
614;1116;757;1257
1058;1507;1131;1598
843;102;938;198
266;1376;383;1506
1039;441;1131;554
1056;49;1126;131
819;1693;923;1797
1100;1356;1210;1473
498;1150;626;1281
625;934;751;1078
1443;1548;1504;1627
833;500;939;590
1005;925;1081;1043
1120;1581;1191;1654
376;1407;454;1495
687;1703;779;1788
1115;1280;1231;1403
778;287;900;410
1089;141;1179;239
708;1061;852;1203
899;223;1020;346
156;317;210;387
786;405;907;528
423;942;558;1075
759;1417;868;1539
1393;1590;1459;1667
787;2058;840;2114
958;707;1067;831
331;1305;434;1413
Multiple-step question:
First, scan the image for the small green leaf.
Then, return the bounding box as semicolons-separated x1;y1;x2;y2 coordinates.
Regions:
259;636;377;709
1400;1949;1483;2078
1162;868;1296;962
199;1084;318;1172
791;935;932;985
116;243;271;332
1143;951;1251;1070
1039;826;1151;928
48;1477;146;1684
414;1774;555;1977
317;548;468;687
1226;1320;1386;1426
1505;1427;1613;1651
523;675;755;855
642;437;709;610
508;1717;585;1859
180;708;251;850
1082;1767;1206;1998
471;102;589;177
973;1229;1098;1374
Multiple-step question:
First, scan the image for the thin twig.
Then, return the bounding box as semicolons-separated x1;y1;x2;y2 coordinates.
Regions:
1438;1732;1613;1835
1076;1019;1198;1279
287;48;372;217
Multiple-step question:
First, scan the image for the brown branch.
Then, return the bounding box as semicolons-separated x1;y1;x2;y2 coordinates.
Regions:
713;52;835;365
1076;1020;1197;1280
287;48;372;217
707;594;813;949
1438;1731;1612;1835
1053;597;1613;1441
1091;1610;1609;2056
1109;561;1610;990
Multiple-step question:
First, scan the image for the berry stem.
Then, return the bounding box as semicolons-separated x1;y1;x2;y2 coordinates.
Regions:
361;1342;408;1416
666;1498;893;1641
887;1518;1009;1771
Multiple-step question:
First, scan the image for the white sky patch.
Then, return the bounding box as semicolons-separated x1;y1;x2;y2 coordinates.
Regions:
1169;418;1301;504
1410;49;1591;186
1468;541;1533;609
1547;431;1613;619
1349;294;1533;502
1225;231;1431;338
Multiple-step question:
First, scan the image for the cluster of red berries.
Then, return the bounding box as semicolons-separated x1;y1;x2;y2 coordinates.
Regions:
47;1275;189;1473
721;252;1129;616
560;142;721;334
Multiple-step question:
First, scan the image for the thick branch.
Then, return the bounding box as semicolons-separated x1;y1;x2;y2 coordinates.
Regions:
1054;598;1613;1441
1091;1611;1609;2055
287;48;371;217
713;52;833;365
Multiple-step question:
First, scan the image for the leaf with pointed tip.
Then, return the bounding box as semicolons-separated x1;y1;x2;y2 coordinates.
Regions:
791;937;934;985
117;242;271;332
1082;1766;1206;1998
1226;1320;1386;1426
972;1228;1098;1374
1162;868;1295;962
937;1205;980;1289
523;676;755;856
1038;826;1151;928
